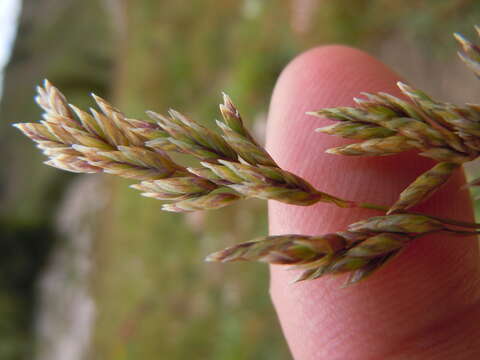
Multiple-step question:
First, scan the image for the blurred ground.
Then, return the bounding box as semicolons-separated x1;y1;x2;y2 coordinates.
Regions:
1;1;480;359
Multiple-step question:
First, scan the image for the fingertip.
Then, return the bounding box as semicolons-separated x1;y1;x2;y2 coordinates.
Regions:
268;44;401;136
266;45;480;359
267;45;414;233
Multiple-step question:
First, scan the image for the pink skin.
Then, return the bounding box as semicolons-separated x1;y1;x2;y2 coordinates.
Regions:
267;46;480;360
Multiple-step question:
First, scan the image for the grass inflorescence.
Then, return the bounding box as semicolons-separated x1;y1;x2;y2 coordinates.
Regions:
14;27;480;285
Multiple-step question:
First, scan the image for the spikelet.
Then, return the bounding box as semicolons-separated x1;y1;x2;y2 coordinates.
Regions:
389;162;459;214
326;135;421;156
347;214;444;234
454;27;480;77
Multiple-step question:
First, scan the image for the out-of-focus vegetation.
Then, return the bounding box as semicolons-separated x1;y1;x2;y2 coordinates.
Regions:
1;0;480;359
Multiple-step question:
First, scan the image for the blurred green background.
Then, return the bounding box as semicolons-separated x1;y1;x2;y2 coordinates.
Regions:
1;0;480;359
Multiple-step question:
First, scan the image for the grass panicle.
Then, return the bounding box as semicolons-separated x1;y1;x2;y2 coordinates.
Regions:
206;214;449;285
15;80;353;213
310;28;480;213
13;27;480;285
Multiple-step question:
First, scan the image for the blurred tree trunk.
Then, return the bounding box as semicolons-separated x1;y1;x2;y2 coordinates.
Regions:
0;0;113;359
0;0;114;221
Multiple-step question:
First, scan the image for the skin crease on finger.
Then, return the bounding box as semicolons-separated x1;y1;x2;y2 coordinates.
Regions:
266;45;480;360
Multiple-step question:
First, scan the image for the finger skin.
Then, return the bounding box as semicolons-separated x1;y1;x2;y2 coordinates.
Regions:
267;46;480;360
